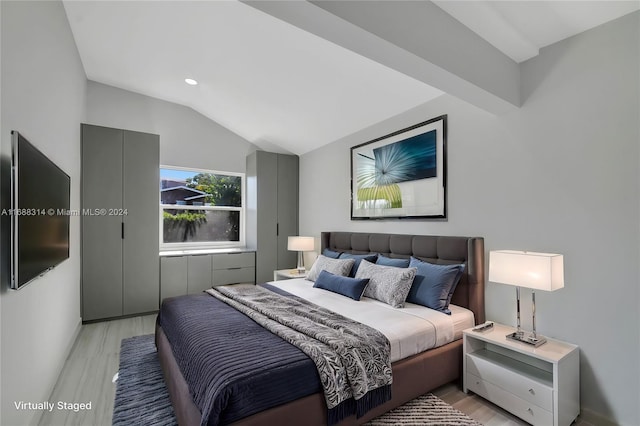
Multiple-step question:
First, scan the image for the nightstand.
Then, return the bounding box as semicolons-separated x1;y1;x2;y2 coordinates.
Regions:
463;323;579;426
273;269;308;281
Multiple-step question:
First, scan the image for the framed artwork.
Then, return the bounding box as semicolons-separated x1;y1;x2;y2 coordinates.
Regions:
350;115;447;220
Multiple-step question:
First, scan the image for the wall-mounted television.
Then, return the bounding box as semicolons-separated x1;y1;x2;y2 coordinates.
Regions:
11;131;70;290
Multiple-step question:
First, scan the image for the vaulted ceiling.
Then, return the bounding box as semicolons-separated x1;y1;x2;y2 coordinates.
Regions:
63;1;639;155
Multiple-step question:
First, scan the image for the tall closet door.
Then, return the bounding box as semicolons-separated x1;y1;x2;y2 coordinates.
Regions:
122;130;159;315
276;154;298;270
255;151;278;284
246;151;299;283
82;125;124;321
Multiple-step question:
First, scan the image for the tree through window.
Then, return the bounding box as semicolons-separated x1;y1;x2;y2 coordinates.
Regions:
160;167;244;247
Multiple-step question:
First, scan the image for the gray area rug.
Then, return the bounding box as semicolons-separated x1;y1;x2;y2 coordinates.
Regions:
113;334;483;425
112;335;176;426
364;393;483;425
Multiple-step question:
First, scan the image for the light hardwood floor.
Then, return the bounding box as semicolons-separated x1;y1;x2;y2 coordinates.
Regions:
39;315;156;426
40;314;591;426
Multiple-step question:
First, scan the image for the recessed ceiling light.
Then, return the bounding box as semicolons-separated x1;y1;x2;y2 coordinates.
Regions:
184;78;198;86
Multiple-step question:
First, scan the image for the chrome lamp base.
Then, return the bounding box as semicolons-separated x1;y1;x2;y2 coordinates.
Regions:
296;251;306;275
508;287;548;347
506;331;547;347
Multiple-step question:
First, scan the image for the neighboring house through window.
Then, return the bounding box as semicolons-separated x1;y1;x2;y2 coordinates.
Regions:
160;166;245;248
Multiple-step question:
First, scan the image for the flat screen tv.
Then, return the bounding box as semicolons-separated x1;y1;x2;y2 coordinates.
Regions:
11;131;70;290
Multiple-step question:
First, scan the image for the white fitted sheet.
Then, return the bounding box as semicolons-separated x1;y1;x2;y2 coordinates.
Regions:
269;279;475;363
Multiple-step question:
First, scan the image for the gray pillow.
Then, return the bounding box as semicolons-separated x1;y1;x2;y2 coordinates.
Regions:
356;259;417;308
306;255;355;282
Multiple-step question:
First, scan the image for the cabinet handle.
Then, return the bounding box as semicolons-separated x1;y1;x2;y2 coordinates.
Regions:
228;267;242;270
121;222;124;239
527;408;534;415
475;381;480;385
529;388;535;395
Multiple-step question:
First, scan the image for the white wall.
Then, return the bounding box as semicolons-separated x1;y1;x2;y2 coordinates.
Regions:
300;12;639;425
86;81;258;173
0;1;86;425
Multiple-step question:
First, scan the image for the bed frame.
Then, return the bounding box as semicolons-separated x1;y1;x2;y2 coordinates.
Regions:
155;232;484;425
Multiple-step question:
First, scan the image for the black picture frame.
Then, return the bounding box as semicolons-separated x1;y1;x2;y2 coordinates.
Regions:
350;115;447;220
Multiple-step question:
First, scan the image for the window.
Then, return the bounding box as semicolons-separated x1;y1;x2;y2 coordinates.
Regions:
160;166;244;248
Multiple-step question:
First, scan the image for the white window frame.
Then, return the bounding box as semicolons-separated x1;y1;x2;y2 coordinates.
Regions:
160;165;245;250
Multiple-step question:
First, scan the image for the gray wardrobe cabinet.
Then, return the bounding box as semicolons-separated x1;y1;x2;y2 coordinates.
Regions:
159;256;188;301
159;255;211;301
246;151;299;284
81;124;159;321
160;252;256;302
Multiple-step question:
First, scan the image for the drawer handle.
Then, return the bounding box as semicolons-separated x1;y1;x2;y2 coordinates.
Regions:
529;388;535;395
228;267;242;270
527;408;534;415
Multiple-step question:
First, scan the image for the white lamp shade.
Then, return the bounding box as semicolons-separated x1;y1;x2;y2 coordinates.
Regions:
489;250;564;291
287;236;314;252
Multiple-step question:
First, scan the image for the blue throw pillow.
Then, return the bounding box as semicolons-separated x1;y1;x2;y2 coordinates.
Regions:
338;253;378;277
406;257;465;314
376;255;410;268
322;248;342;259
313;270;370;301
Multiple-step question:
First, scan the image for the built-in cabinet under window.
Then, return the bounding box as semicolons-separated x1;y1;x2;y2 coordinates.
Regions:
160;251;256;302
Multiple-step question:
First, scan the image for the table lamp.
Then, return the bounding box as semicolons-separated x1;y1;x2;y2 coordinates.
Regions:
489;250;564;347
287;236;314;274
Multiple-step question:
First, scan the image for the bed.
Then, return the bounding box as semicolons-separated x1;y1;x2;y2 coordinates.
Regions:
155;232;485;426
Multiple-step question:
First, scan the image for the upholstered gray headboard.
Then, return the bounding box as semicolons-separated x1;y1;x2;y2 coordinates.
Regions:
320;232;485;324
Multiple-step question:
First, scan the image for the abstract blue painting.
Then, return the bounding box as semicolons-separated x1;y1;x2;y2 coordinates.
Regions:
351;116;447;219
372;130;437;185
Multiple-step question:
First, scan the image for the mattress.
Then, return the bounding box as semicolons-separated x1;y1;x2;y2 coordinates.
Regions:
269;279;475;363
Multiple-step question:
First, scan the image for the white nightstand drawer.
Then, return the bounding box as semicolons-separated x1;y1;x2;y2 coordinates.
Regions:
466;372;553;426
466;351;553;410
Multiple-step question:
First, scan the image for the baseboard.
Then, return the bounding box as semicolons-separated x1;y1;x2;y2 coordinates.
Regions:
32;317;82;425
579;407;618;426
65;318;83;361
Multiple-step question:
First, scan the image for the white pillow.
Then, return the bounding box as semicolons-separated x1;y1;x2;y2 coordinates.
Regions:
356;260;417;308
306;255;355;282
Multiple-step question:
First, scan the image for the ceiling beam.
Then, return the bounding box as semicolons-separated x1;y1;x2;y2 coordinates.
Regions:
432;0;539;63
243;0;520;115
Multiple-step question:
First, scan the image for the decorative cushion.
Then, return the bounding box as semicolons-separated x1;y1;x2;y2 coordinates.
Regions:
306;255;355;282
356;260;417;308
376;255;410;268
338;253;378;277
406;257;465;314
313;270;370;301
322;248;342;259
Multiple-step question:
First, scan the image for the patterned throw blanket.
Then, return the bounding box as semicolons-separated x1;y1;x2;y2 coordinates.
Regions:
206;285;392;424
